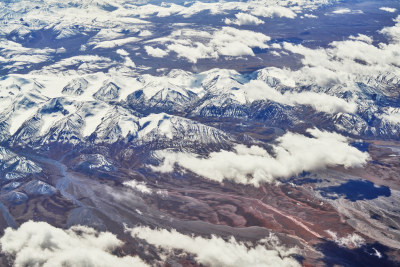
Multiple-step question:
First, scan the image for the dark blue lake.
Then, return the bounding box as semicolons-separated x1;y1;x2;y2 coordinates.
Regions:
318;241;399;267
319;180;391;202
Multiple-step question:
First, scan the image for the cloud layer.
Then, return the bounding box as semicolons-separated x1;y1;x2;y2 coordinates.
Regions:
150;128;369;186
129;226;300;267
0;221;301;267
0;221;147;267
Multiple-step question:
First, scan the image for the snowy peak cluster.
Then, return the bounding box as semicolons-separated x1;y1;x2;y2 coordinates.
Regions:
1;54;400;152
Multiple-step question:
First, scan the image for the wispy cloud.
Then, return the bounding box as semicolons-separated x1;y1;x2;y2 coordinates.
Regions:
128;226;300;267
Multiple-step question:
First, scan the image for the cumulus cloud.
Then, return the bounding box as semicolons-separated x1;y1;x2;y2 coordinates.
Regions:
150;128;369;186
242;80;358;114
147;27;270;62
212;27;270;56
128;226;300;267
349;34;373;44
380;15;400;42
0;221;147;267
139;30;152;37
250;6;297;19
123;180;152;194
144;46;168;58
326;230;365;248
116;49;129;56
379;7;397;13
304;14;318;18
288;91;357;113
168;42;217;63
225;13;265;26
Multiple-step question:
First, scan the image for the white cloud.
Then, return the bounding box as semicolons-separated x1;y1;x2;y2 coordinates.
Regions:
326;230;365;248
123;180;152;194
128;226;300;267
332;8;363;15
150;128;369;186
218;41;256;57
147;27;270;62
349;34;373;44
168;42;217;63
139;30;152;37
92;29;125;41
250;6;297;19
304;14;318;18
379;107;400;124
144;46;168;58
332;8;351;14
289;91;357;113
92;36;140;49
0;221;148;267
380;15;400;42
270;50;281;56
212;27;270;56
242;80;358;114
116;49;129;56
52;55;112;68
379;7;397;13
225;13;265;26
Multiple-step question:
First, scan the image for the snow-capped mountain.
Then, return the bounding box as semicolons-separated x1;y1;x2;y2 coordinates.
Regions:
0;146;41;180
1;0;400;266
136;112;234;148
1;63;400;152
